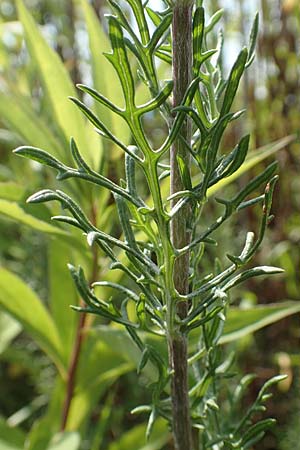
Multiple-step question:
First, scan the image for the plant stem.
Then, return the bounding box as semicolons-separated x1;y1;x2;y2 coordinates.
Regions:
60;310;87;431
169;2;194;449
60;202;99;431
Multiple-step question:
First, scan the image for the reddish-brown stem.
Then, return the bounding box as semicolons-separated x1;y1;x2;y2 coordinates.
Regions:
60;202;98;431
169;2;194;450
60;310;87;431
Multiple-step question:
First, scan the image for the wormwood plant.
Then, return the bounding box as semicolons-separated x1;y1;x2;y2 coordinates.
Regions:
14;0;285;449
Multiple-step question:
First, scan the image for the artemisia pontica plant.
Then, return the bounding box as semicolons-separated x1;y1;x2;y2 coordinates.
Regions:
15;1;285;448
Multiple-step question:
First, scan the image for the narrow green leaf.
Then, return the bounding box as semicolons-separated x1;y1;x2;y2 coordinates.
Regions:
125;0;150;46
139;80;173;114
193;7;205;75
177;153;193;190
154;49;172;65
222;266;284;292
0;268;66;374
13;146;68;175
220;48;248;116
148;13;172;53
246;12;259;68
233;374;257;404
15;143;139;206
146;7;161;28
160;77;201;154
125;153;139;200
241;419;275;447
27;189;93;231
114;194;139;251
105;16;135;108
207;135;295;196
77;84;123;116
210;134;250;185
109;0;141;48
200;112;237;197
205;9;224;34
229;161;277;211
93;281;139;302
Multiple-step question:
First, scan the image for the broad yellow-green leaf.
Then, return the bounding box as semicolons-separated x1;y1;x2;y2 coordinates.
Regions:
0;200;86;252
188;301;300;346
91;326;163;382
24;378;66;450
16;0;93;165
47;432;80;450
66;334;132;430
0;92;63;158
0;268;66;375
0;182;25;202
0;418;25;450
24;418;52;450
48;240;78;357
0;200;68;236
220;301;300;344
108;418;170;450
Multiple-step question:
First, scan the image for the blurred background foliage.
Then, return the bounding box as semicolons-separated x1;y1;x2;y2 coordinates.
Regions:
0;0;299;449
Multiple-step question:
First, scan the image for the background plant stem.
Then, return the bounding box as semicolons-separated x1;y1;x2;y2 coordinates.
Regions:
169;2;194;449
60;201;99;431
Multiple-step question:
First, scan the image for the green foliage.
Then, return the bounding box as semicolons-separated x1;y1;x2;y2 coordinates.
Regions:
0;417;25;450
107;418;169;450
0;0;297;449
0;267;67;374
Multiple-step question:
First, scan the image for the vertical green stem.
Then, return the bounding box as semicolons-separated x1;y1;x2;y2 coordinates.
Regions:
169;1;194;449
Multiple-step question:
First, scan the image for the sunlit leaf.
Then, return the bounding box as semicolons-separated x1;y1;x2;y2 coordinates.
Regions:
16;0;92;164
47;432;80;450
0;268;66;375
220;301;300;344
0;182;25;202
207;135;295;196
0;418;25;450
66;334;133;429
24;378;66;450
0;199;66;236
107;418;169;450
0;92;62;158
0;199;85;251
80;0;128;148
48;240;78;358
0;311;22;354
